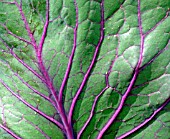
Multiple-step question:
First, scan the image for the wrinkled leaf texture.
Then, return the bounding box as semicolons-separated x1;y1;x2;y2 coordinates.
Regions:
0;0;170;139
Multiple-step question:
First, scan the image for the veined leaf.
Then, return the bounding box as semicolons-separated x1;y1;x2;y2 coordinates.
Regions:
0;0;170;139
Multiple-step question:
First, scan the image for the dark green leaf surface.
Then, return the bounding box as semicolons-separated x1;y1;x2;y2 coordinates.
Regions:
0;0;170;139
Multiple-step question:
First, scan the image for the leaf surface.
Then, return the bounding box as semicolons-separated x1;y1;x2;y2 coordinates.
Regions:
0;0;170;139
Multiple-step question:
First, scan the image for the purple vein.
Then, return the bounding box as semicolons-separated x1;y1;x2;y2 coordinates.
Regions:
0;38;45;82
14;0;37;50
11;52;45;82
58;0;79;101
144;11;169;37
35;1;74;138
97;0;144;138
0;23;32;45
77;87;108;139
2;0;74;138
117;96;170;139
1;103;6;126
133;40;170;90
38;0;49;56
35;0;58;103
139;40;170;72
0;124;22;139
68;0;105;125
26;120;51;139
0;1;15;4
0;79;64;130
78;47;118;138
37;26;70;139
13;73;54;104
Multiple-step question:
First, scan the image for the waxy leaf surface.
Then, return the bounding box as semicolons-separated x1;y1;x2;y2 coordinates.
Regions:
0;0;170;139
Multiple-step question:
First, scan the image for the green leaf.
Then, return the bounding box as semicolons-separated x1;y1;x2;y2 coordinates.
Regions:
0;0;170;139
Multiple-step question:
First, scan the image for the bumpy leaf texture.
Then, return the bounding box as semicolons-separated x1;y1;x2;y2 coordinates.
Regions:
0;0;170;139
